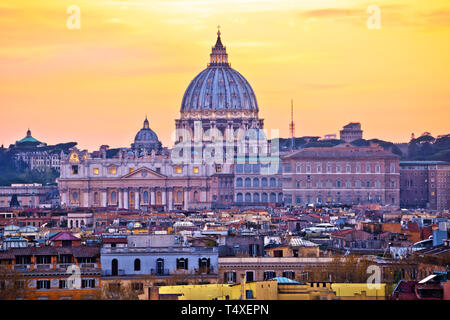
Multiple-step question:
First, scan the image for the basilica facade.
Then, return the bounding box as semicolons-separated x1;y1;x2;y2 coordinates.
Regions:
58;31;256;211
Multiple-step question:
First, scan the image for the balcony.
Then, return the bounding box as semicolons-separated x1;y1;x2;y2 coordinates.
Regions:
102;269;125;276
56;263;72;270
13;264;29;271
150;269;170;276
194;266;215;275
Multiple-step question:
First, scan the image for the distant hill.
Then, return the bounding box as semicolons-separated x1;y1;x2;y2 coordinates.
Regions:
274;133;450;162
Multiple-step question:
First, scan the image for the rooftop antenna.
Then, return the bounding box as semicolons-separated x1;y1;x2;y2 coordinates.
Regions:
289;99;295;150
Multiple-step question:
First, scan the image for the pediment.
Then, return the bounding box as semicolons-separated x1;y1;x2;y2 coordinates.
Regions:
121;167;166;179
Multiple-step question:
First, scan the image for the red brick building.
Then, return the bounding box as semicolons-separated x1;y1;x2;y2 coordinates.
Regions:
281;144;400;207
399;161;450;210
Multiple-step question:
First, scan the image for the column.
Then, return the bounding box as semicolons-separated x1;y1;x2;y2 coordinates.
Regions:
183;188;189;210
102;190;107;207
60;189;68;207
83;189;89;208
200;187;207;202
168;188;173;211
118;189;123;209
151;189;156;206
162;188;166;206
134;188;140;210
124;188;129;209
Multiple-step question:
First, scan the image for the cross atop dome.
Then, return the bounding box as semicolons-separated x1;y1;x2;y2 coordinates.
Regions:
143;116;149;129
209;26;229;67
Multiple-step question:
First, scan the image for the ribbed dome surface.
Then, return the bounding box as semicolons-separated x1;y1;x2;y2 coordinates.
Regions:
134;128;158;142
132;117;161;152
181;66;258;112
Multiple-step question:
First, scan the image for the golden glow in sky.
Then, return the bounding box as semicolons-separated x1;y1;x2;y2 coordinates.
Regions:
0;0;449;150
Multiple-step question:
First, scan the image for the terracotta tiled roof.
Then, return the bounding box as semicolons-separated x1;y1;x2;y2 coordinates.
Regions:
331;229;355;238
49;232;80;241
0;246;100;259
103;237;127;244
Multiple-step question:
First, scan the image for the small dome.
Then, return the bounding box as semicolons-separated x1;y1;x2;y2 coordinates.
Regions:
131;116;162;152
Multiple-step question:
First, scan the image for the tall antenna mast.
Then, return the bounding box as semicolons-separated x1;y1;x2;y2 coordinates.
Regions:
289;99;295;149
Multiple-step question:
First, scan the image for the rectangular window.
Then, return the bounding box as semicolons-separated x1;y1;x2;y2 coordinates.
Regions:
264;271;276;280
36;255;51;264
71;165;79;175
59;280;68;289
81;279;95;289
193;167;199;174
282;271;295;280
37;280;51;290
109;167;117;174
224;271;236;283
93;168;99;175
175;167;182;174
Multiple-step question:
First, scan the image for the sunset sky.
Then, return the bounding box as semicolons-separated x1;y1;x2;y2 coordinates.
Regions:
0;0;449;151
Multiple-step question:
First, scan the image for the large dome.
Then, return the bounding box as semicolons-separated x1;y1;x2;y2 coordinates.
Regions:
180;30;258;113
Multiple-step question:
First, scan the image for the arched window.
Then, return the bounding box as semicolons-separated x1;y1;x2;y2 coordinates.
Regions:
278;193;283;202
134;258;141;271
72;192;78;202
270;178;276;187
245;178;251;187
156;258;164;275
94;192;99;204
236;178;243;187
336;181;342;188
112;259;118;276
193;191;199;202
261;178;268;187
253;193;260;202
270;192;276;203
245;193;251;202
261;193;268;202
253;178;259;187
236;193;243;202
176;258;188;270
